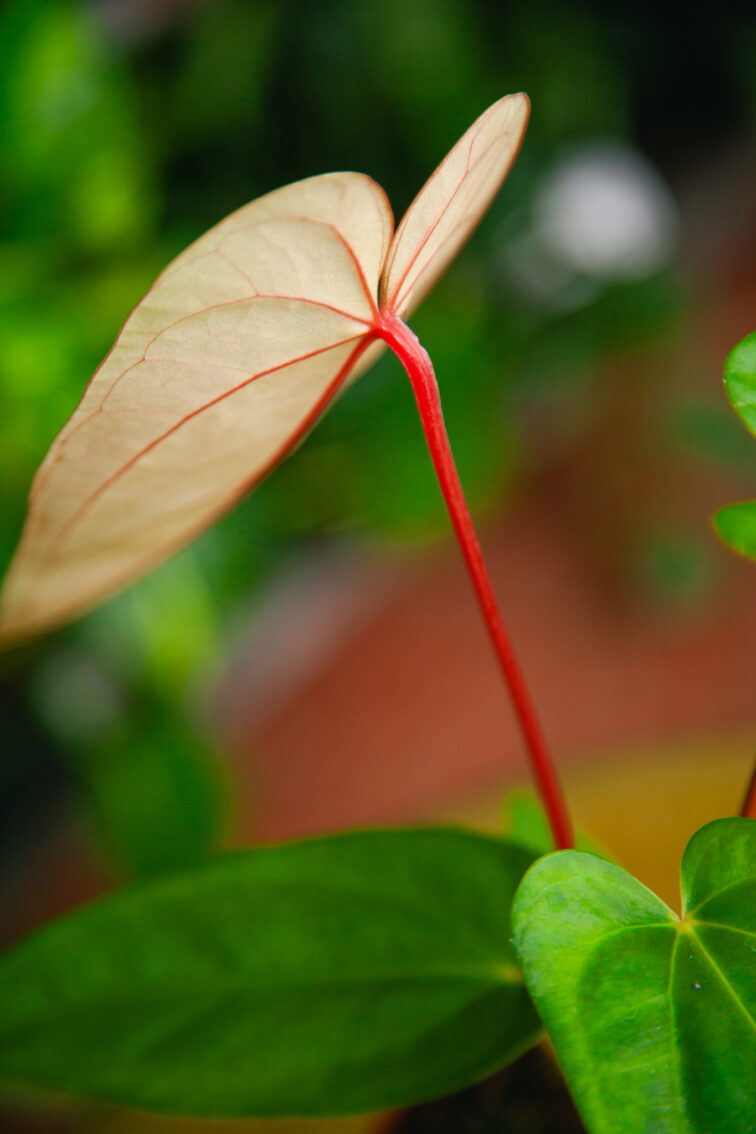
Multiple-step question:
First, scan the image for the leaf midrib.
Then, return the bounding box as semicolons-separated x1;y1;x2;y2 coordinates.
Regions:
688;929;756;1036
0;963;524;1020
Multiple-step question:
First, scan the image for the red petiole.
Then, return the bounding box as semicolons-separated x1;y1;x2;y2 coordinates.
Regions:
741;759;756;820
375;310;574;851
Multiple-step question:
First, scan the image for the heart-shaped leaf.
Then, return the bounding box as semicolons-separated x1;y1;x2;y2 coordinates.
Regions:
0;827;541;1116
0;174;390;643
0;94;529;645
512;817;756;1134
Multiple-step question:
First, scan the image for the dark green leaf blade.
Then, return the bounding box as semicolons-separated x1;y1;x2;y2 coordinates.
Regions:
0;827;540;1117
512;818;756;1134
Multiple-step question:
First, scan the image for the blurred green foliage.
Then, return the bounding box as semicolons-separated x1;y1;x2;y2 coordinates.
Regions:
0;0;754;884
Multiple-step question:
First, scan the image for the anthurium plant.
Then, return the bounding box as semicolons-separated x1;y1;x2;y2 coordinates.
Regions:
0;95;754;1134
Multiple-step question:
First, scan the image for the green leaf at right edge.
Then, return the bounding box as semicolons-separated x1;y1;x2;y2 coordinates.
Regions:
723;330;756;437
0;827;540;1117
714;501;756;559
511;817;756;1134
717;331;756;558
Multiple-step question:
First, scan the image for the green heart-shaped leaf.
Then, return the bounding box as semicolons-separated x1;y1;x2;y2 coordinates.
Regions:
0;827;540;1117
512;817;756;1134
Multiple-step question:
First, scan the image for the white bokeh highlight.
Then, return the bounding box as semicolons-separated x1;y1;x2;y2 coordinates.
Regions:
533;142;679;280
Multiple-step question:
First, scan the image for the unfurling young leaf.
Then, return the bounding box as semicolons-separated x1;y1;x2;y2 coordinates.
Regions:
716;330;756;559
0;94;529;644
511;817;756;1134
0;828;541;1116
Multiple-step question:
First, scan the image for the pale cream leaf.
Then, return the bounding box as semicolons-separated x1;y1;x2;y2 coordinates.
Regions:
381;94;530;318
0;172;392;641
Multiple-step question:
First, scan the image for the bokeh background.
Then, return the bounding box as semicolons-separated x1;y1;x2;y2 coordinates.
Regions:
2;0;756;1129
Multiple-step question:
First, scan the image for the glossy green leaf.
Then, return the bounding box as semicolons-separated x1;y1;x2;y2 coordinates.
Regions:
724;331;756;438
716;331;756;559
512;817;756;1134
0;827;540;1116
714;501;756;559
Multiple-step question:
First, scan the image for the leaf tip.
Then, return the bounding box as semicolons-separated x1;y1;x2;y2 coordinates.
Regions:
713;501;756;561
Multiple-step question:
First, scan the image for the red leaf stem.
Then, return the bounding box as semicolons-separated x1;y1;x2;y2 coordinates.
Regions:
376;311;573;850
740;758;756;820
